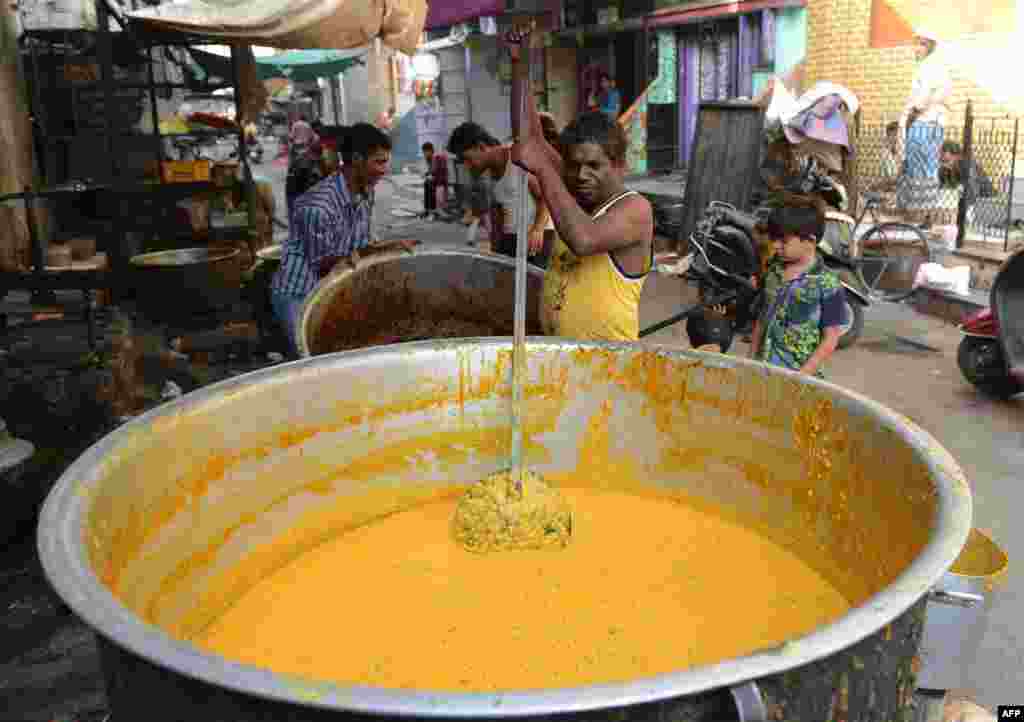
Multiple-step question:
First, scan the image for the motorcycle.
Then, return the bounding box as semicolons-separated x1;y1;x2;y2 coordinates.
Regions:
642;196;871;353
957;247;1024;399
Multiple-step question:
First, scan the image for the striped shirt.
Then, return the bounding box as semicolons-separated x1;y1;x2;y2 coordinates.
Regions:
271;173;372;298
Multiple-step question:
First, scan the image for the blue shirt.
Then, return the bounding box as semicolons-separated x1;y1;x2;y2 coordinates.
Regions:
271;173;372;298
600;89;621;120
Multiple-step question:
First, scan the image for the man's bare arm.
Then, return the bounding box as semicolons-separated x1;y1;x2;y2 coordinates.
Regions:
527;174;549;233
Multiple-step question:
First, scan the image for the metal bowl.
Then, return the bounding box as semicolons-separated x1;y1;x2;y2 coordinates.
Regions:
128;246;242;323
298;246;545;357
38;341;971;721
130;247;240;267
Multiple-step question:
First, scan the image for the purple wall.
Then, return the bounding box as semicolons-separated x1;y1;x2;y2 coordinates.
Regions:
678;35;697;166
737;14;754;98
425;0;506;30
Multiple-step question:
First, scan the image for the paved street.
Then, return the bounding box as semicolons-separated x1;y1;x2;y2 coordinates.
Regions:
251;155;1021;710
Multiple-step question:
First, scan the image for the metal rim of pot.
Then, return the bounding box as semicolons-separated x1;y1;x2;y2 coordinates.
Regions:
129;247;241;268
295;246;547;358
37;340;973;718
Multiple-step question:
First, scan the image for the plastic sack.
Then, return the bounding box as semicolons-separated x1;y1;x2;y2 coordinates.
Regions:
765;79;798;126
129;0;427;55
914;262;971;297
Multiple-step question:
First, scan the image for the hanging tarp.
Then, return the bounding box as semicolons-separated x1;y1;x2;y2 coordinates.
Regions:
424;0;503;31
187;47;365;85
255;49;366;82
128;0;428;56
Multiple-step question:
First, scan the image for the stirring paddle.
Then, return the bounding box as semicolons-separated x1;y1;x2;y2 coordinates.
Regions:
452;24;572;553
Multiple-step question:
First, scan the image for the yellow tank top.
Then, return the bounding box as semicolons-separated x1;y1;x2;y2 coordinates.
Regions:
540;190;652;341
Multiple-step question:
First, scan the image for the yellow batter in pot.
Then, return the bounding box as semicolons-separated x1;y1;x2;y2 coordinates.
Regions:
197;485;849;691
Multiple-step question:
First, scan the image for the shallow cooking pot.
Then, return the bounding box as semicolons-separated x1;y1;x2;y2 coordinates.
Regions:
129;246;242;323
39;341;971;721
299;246;545;357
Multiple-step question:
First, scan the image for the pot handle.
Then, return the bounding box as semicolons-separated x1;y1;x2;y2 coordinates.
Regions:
730;681;768;722
929;589;984;608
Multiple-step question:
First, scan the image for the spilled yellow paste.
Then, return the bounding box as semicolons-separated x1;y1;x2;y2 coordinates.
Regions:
196;485;850;691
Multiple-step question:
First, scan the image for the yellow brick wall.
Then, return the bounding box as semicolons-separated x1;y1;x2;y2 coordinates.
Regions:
804;0;1011;126
804;0;1020;184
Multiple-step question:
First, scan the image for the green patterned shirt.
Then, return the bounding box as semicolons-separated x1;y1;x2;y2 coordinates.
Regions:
755;255;846;376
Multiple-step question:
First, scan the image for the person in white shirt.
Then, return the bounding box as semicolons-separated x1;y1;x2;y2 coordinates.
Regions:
898;28;953;227
446;121;552;267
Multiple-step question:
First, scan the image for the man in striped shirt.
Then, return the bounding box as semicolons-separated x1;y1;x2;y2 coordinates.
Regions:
271;123;404;356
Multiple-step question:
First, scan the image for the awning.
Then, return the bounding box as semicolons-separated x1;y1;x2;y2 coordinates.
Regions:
646;0;805;29
128;0;428;56
255;49;366;82
425;0;504;31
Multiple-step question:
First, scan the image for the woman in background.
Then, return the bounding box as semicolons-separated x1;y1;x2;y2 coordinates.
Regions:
898;28;953;228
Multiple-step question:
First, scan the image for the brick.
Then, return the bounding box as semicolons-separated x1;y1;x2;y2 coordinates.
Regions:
806;0;1017;126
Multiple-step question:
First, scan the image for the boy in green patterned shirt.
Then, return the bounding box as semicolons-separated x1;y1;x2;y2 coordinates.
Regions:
749;205;846;377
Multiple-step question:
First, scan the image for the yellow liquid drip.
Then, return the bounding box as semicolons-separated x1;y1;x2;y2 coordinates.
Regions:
197;486;849;691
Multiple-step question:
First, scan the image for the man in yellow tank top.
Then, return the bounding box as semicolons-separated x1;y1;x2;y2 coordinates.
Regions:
509;71;654;341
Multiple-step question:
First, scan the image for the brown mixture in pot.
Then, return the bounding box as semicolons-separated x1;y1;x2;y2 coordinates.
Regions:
331;317;512;353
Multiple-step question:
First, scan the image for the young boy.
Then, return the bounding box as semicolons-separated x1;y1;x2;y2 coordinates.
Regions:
421;142;449;219
749;205;846;377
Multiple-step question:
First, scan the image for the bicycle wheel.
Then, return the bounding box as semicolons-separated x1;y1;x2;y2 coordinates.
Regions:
857;222;930;302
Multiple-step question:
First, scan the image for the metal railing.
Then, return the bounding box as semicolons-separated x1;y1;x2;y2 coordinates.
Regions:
850;102;1022;253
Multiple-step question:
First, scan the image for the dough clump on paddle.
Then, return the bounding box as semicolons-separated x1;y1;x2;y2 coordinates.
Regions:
453;469;572;553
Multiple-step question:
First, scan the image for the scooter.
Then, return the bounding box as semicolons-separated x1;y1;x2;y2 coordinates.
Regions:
957;247;1024;399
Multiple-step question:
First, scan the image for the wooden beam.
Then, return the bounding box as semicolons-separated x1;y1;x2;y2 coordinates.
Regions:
647;0;804;29
0;0;39;270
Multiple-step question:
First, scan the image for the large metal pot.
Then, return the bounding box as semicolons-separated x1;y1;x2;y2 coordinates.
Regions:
299;246;545;357
38;341;972;721
129;247;242;324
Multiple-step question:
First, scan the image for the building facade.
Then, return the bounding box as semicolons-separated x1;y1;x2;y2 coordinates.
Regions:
804;0;1019;124
404;0;810;175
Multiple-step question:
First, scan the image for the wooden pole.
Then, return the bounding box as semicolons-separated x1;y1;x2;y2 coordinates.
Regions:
0;0;39;270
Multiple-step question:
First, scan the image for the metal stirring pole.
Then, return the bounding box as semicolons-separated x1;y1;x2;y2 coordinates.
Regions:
509;77;531;498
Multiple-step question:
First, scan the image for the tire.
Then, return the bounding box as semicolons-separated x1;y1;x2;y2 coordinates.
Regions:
957;336;1024;399
858;222;930;302
837;292;865;349
686;312;735;354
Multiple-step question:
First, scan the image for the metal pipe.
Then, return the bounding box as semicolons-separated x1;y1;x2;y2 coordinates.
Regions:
24;185;47;302
464;42;473;121
230;44;257;261
338;73;348;124
96;0;117;184
1006;118;1018;253
147;45;164;166
639;289;739;337
956;100;974;250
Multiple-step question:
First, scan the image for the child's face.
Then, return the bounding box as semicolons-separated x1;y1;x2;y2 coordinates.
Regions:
773;233;817;264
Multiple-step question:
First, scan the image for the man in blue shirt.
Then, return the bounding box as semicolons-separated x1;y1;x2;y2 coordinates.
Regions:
271;123;410;356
